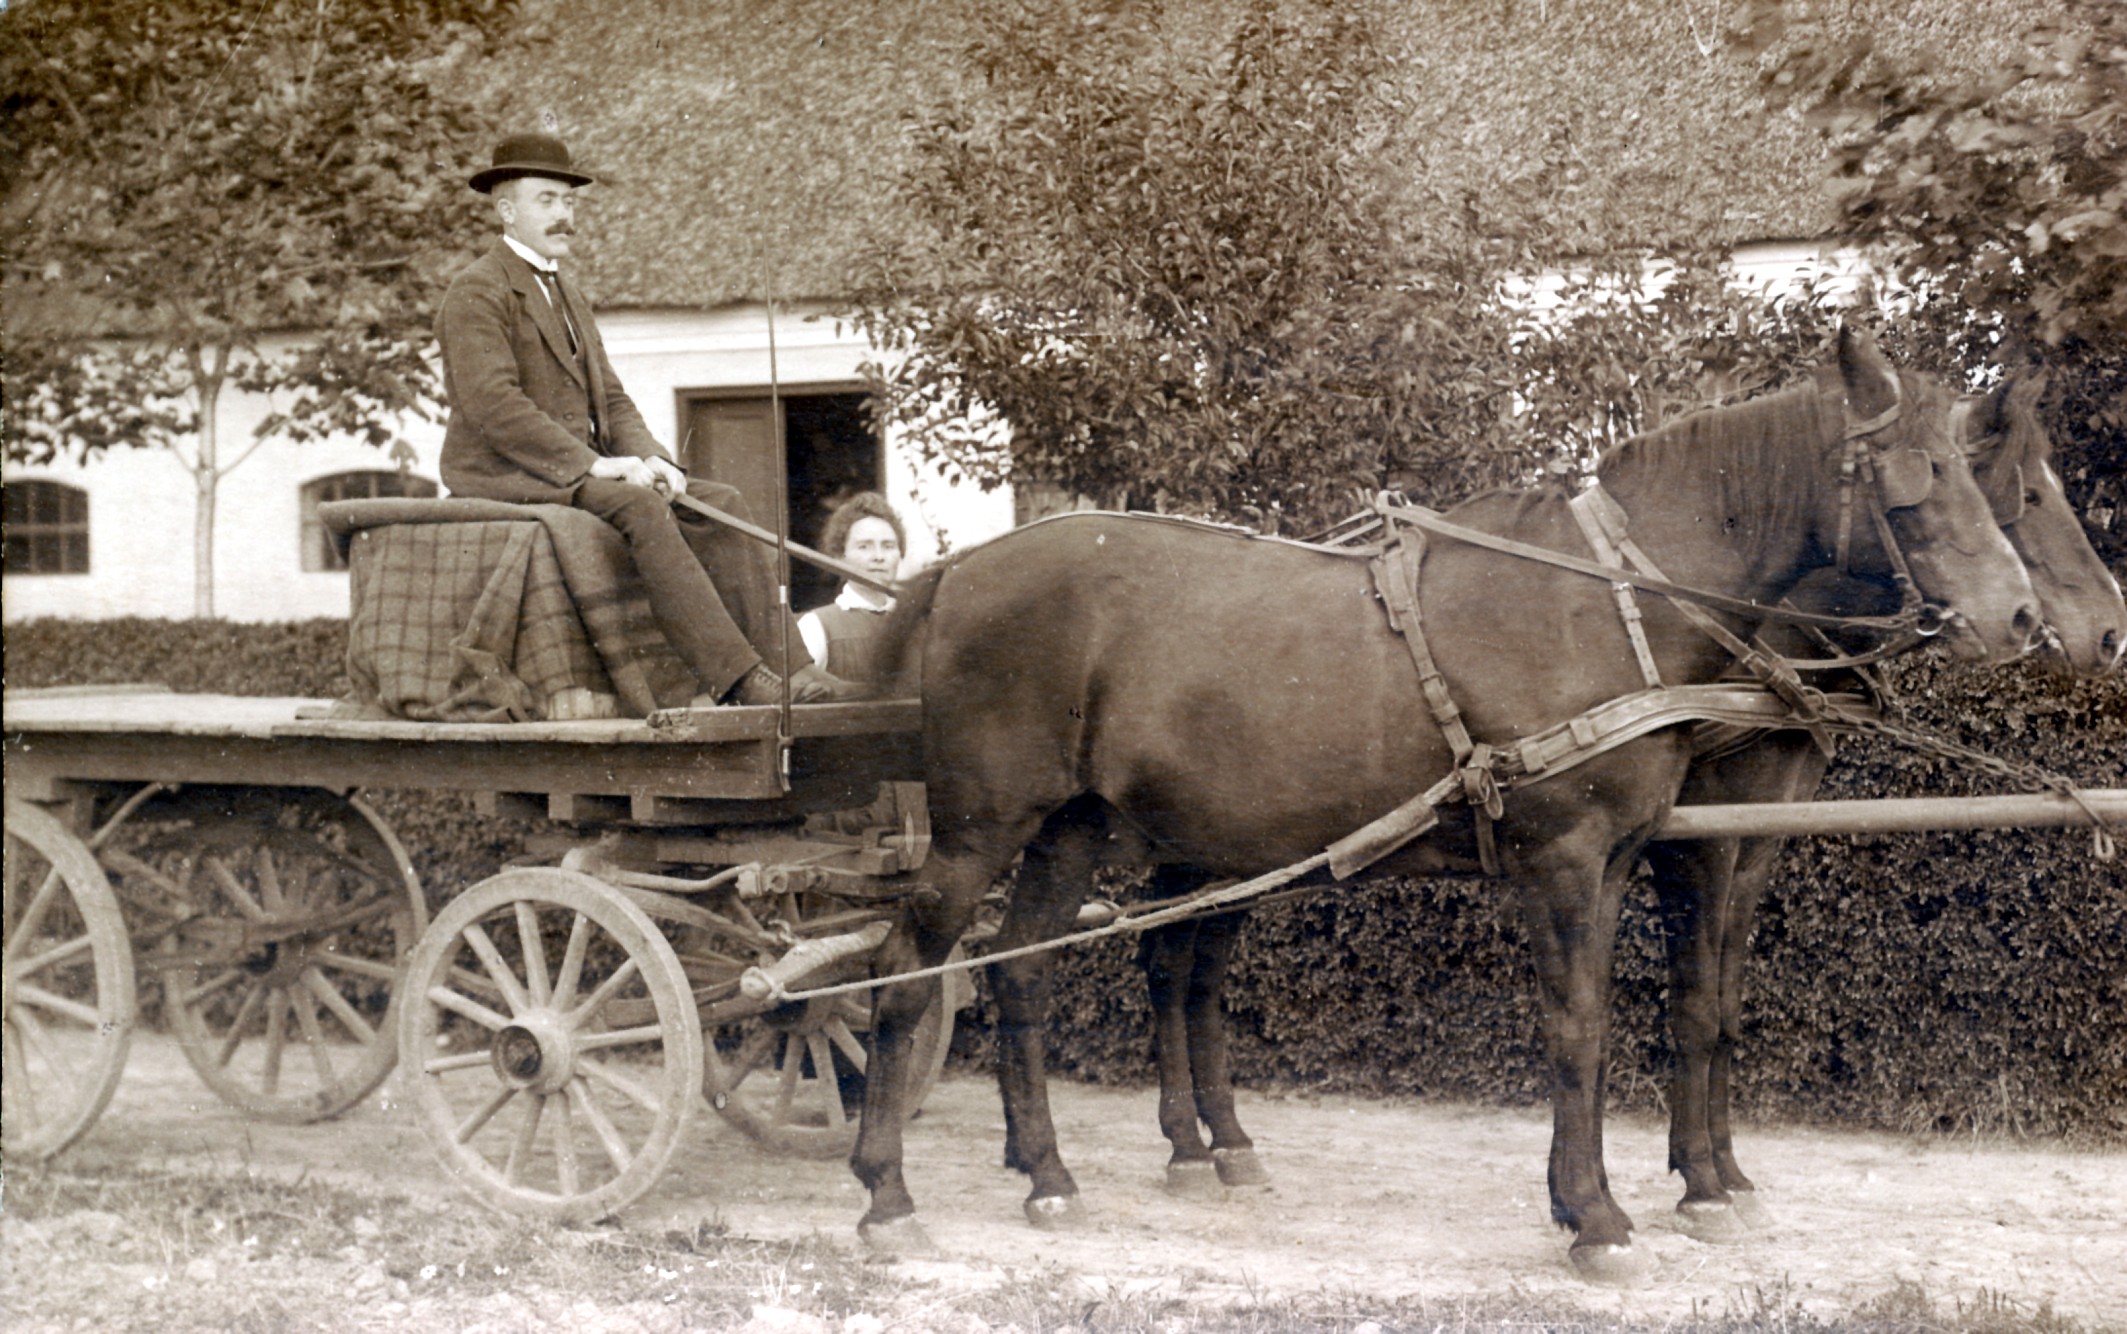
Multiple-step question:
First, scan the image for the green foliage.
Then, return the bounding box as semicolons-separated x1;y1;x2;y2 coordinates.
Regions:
850;0;1541;528
1;0;510;611
1756;0;2127;562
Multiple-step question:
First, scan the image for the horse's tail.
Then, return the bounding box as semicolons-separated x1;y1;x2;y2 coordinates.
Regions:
875;560;949;699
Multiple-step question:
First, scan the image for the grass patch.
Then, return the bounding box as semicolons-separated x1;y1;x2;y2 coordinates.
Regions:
0;1165;2099;1333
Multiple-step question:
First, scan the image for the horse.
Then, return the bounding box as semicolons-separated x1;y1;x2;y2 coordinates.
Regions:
1643;372;2125;1242
1125;369;2126;1236
851;328;2041;1278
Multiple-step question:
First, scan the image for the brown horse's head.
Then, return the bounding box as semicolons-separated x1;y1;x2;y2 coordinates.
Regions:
1960;375;2126;676
1823;328;2040;664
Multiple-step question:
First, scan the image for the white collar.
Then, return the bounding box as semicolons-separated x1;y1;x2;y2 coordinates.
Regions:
503;234;560;274
836;584;894;613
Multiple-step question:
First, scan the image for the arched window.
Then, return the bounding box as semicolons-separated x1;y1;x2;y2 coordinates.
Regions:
301;470;438;571
3;480;90;575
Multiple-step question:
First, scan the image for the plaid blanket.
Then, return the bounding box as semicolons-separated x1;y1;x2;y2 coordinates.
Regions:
320;498;695;721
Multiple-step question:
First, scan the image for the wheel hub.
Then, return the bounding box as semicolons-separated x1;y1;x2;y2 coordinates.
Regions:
491;1012;575;1094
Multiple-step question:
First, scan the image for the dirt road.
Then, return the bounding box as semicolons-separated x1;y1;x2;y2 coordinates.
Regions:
40;1033;2127;1327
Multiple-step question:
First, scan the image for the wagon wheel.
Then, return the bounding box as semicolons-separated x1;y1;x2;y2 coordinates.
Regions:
691;887;970;1160
95;785;425;1123
397;868;702;1223
3;798;137;1161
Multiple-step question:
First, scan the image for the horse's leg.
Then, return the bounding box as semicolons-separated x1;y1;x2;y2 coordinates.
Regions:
1516;838;1641;1280
852;847;998;1253
1183;908;1268;1187
1707;828;1784;1228
990;804;1104;1229
1647;832;1753;1242
1138;914;1218;1197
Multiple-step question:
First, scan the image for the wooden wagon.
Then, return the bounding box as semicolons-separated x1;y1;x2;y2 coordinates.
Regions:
9;680;2118;1224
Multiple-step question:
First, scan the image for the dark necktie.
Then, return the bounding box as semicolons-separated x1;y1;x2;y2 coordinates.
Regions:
535;270;579;355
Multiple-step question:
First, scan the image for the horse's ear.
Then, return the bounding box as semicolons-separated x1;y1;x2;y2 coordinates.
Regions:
1837;325;1900;422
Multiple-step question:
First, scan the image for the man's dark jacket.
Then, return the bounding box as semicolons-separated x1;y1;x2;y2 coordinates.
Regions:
436;241;665;504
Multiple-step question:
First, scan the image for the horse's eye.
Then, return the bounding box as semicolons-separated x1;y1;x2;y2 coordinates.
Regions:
2024;489;2042;508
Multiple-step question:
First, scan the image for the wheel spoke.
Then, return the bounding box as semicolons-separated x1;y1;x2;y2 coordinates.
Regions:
462;923;532;1015
206;856;271;922
291;984;337;1087
568;1077;635;1174
578;1056;662;1115
424;984;511;1032
259;987;288;1093
12;982;103;1029
725;1026;782;1091
551;912;592;1012
566;958;642;1028
313;952;399;984
773;1033;802;1120
575;1023;667;1051
177;968;245;1008
1;866;62;967
515;901;551;1006
2;1020;41;1130
12;1003;64;1071
502;1089;543;1183
457;1082;517;1146
93;849;197;922
302;967;378;1044
213;983;267;1068
256;846;289;913
824;1017;868;1072
551;1092;581;1196
423;1047;495;1075
13;932;96;979
806;1032;849;1127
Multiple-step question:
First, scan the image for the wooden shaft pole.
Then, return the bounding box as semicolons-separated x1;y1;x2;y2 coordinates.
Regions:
668;490;895;596
1654;790;2127;840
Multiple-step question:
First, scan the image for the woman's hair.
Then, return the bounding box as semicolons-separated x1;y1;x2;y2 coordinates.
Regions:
819;490;905;558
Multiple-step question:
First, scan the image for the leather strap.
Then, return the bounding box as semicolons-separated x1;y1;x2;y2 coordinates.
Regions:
1569;489;1663;688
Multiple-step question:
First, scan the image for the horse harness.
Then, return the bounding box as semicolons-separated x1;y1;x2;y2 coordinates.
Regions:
1355;376;1935;877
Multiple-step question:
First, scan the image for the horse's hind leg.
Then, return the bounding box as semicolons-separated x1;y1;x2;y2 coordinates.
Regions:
1140;916;1219;1197
1708;830;1785;1226
992;802;1104;1229
1183;908;1267;1187
1648;834;1752;1241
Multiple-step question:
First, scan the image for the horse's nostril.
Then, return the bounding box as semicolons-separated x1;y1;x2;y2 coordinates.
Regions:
2013;605;2044;652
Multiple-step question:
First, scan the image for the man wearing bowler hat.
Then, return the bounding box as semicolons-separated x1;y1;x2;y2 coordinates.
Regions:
438;130;848;707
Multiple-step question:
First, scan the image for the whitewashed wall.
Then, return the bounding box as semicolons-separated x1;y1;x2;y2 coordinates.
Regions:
2;304;1015;624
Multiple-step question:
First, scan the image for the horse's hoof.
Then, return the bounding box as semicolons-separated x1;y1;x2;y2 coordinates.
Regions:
1728;1189;1773;1229
858;1214;939;1257
1165;1160;1224;1201
1569;1242;1655;1286
1213;1146;1270;1187
1024;1193;1088;1231
1674;1199;1751;1245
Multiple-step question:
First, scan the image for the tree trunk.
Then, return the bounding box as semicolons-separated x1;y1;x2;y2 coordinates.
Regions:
194;376;220;618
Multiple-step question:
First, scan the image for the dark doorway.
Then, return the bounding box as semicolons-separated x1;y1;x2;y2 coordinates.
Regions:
679;389;879;615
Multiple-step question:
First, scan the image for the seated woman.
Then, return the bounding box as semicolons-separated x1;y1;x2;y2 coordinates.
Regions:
797;492;906;689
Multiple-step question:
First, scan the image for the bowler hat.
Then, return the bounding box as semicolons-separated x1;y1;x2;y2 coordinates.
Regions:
469;132;594;193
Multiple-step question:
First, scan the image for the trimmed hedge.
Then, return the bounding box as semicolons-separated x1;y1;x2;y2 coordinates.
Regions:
7;618;2120;1140
3;617;533;901
1011;652;2126;1143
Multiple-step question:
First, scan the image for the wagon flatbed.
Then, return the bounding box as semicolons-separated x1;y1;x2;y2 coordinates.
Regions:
3;685;924;822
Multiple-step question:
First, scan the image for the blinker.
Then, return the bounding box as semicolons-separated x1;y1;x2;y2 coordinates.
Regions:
1875;448;1935;510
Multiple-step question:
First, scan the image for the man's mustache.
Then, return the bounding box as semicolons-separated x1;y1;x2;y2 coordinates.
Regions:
547;223;575;236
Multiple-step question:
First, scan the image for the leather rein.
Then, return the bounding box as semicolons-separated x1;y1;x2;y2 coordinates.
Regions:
1362;377;1946;874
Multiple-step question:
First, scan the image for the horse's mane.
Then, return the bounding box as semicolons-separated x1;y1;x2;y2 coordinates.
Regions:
1594;379;1838;553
